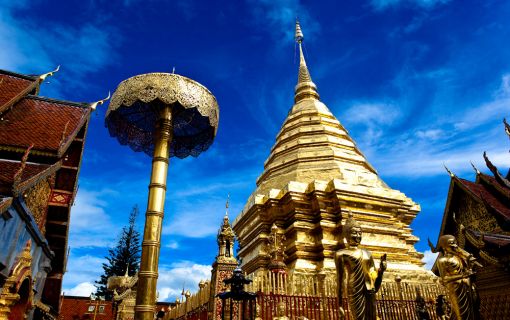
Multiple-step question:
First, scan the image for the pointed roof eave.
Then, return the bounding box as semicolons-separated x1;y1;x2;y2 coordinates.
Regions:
57;107;91;158
483;151;510;190
11;161;62;197
294;20;319;103
438;175;458;238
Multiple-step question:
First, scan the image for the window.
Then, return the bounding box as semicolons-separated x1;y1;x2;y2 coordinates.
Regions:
99;306;105;313
87;306;95;312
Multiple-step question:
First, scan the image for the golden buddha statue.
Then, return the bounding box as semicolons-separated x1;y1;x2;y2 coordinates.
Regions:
272;302;289;320
431;235;480;320
335;212;387;320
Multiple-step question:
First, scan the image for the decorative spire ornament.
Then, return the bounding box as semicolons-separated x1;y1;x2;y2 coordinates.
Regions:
38;65;60;82
294;20;319;103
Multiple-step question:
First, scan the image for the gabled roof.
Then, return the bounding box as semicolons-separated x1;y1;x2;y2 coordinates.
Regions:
0;70;39;113
454;175;510;226
0;96;90;156
0;159;61;196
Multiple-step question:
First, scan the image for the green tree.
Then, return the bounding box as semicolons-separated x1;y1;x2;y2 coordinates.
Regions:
95;205;141;299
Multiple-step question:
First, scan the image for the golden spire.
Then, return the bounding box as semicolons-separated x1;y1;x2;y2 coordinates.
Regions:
294;20;319;103
225;193;230;218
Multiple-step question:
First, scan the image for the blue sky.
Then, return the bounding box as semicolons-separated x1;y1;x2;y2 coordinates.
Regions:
1;0;509;301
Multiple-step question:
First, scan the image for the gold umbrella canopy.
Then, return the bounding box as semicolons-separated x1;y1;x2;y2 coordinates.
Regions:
105;73;219;158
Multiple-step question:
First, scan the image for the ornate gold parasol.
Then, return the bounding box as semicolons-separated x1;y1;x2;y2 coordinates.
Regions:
105;72;219;320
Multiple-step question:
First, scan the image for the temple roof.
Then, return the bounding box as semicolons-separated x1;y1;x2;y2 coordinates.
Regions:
0;159;61;196
468;229;510;249
0;96;89;156
0;70;39;112
439;122;510;238
253;21;384;195
455;175;510;226
0;67;93;311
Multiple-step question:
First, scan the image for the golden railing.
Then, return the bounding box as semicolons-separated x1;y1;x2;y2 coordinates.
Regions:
167;281;210;320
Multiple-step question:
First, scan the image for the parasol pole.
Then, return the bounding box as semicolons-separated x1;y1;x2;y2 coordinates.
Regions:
135;105;172;320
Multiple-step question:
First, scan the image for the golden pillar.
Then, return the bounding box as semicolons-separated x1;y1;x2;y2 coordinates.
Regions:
106;73;219;320
136;106;172;317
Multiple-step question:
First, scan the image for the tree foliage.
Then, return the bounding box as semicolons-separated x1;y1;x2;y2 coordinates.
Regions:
95;205;141;299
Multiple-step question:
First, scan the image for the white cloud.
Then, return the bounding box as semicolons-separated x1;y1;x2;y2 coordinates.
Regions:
421;250;438;270
340;74;510;178
341;102;401;147
343;102;401;126
415;129;444;140
174;181;249;198
162;189;245;238
371;0;450;10
163;205;220;238
63;254;105;289
64;282;97;297
0;1;118;96
69;188;117;248
158;261;212;302
166;241;179;249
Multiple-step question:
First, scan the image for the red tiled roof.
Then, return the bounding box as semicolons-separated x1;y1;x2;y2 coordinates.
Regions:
0;71;37;112
60;296;114;320
479;173;510;199
0;96;89;155
0;159;59;195
59;296;171;320
457;177;510;224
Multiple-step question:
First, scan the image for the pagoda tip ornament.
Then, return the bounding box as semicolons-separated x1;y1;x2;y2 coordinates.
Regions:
294;20;319;103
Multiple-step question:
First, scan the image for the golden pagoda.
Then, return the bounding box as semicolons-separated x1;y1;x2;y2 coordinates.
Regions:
232;21;435;286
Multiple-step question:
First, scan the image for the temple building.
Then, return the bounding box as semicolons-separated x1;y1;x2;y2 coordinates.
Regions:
232;22;435;287
0;68;100;319
434;120;510;317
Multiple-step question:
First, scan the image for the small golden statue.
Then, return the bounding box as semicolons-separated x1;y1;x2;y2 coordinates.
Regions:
273;302;289;320
335;212;387;320
429;235;480;320
255;304;262;320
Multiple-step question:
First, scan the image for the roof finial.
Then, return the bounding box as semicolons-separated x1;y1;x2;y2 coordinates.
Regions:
470;161;480;175
294;20;319;103
13;143;34;190
39;65;60;82
89;91;111;111
443;163;455;178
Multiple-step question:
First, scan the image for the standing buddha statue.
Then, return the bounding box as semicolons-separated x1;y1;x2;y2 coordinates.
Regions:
431;235;480;320
335;212;387;320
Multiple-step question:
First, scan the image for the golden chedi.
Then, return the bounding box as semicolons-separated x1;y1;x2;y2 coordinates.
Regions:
233;21;436;289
